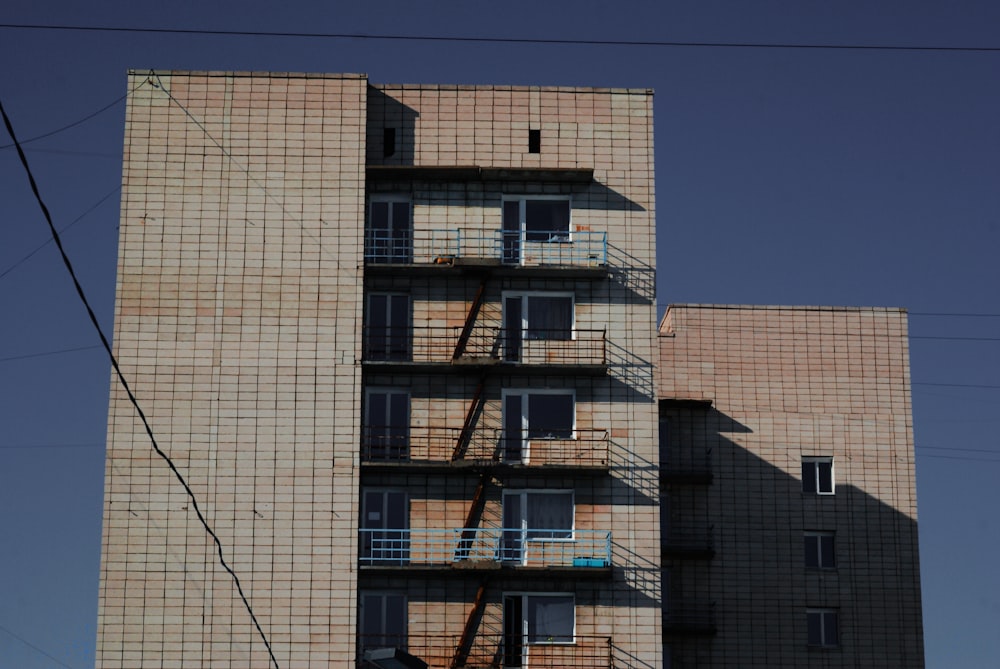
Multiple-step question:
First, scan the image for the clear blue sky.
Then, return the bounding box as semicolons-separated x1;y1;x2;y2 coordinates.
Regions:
1;1;998;667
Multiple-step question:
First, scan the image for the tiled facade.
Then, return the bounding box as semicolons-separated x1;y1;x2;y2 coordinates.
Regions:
658;305;924;667
97;71;661;668
96;72;922;669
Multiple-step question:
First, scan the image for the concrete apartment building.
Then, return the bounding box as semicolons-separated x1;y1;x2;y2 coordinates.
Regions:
95;71;923;668
97;71;660;669
658;305;924;667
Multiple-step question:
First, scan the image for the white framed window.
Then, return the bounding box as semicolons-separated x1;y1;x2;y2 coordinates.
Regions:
501;490;574;564
365;293;410;361
359;591;407;651
502;389;575;462
367;196;412;263
501;196;572;264
802;456;834;494
807;608;839;647
804;531;836;569
503;593;575;666
502;292;575;361
363;389;410;460
360;489;409;564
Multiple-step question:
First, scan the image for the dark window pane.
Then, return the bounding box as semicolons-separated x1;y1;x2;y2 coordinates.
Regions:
503;394;524;462
528;129;541;154
502;201;521;263
504;296;523;361
383;127;396;157
804;536;819;568
802;462;817;493
528;394;573;439
370;202;389;230
524;200;570;241
821;535;836;568
818;461;833;493
807;612;822;645
526;296;572;340
823;612;838;646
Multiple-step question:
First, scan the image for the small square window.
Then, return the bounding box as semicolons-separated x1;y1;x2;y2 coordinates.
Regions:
807;609;838;647
804;532;836;569
802;457;834;494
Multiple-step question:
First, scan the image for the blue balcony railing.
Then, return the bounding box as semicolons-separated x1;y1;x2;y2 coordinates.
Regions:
362;325;607;366
359;527;612;568
364;228;607;267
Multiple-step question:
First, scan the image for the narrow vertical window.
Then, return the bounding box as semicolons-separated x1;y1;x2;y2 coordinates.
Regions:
383;127;397;157
528;128;541;153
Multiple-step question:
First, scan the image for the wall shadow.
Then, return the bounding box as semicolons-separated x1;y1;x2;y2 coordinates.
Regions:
367;87;418;166
660;403;924;668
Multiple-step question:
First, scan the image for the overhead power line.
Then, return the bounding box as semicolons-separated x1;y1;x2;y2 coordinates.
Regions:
0;91;128;150
0;98;280;669
0;344;103;364
0;622;77;669
1;22;999;52
0;185;120;282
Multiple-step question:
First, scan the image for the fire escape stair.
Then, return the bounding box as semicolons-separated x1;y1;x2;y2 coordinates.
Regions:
451;580;489;668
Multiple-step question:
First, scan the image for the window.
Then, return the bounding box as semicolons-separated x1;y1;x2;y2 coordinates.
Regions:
802;457;834;494
359;592;406;651
503;292;574;361
367;198;411;263
501;490;574;563
503;594;575;666
383;127;396;158
360;489;408;564
528;129;541;154
364;389;409;460
502;197;571;264
502;390;575;462
804;532;836;569
365;293;410;361
807;609;839;647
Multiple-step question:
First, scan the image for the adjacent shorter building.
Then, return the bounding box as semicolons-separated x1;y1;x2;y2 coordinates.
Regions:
658;304;924;667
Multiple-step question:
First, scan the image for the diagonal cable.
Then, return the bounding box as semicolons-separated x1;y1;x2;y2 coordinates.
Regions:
0;98;280;669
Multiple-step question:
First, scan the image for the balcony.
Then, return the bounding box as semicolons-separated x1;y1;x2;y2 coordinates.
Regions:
360;427;610;471
660;450;713;485
362;326;607;373
357;633;612;669
358;527;612;573
364;228;607;273
661;524;715;560
663;600;717;636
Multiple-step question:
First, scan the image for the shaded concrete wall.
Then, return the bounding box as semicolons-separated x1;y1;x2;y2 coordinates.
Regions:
659;304;923;668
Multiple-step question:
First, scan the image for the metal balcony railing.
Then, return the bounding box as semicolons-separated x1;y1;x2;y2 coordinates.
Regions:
362;326;607;367
358;528;612;569
357;633;613;668
361;427;610;468
364;228;608;268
